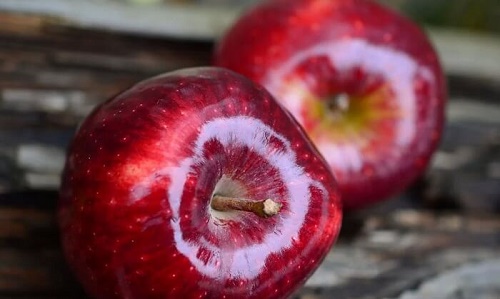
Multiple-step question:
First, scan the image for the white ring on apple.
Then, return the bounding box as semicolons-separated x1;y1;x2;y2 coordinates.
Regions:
263;39;435;173
155;115;325;279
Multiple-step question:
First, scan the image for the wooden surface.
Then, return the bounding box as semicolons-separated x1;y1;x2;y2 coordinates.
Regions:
0;0;242;40
0;10;499;299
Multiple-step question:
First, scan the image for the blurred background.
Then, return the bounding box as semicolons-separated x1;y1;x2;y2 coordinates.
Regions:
0;0;499;298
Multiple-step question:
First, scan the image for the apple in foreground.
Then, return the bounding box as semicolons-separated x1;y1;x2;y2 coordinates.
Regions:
58;67;342;299
214;0;446;210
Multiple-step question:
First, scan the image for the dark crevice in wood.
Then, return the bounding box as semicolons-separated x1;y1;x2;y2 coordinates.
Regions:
448;74;500;102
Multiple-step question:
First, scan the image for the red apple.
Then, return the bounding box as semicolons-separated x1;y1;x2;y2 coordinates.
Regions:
214;0;446;210
58;67;342;299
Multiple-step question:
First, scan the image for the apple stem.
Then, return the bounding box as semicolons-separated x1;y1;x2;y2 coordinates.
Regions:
211;195;282;218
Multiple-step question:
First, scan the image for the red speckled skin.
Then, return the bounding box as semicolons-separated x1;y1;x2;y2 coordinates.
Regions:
214;0;446;210
59;67;342;299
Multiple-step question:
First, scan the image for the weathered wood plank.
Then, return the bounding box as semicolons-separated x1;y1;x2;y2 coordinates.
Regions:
0;205;85;297
296;210;500;299
0;0;240;40
1;1;500;82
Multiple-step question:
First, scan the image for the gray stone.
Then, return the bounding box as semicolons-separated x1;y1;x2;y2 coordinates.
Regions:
2;89;87;113
24;172;61;189
16;144;65;174
397;259;500;299
447;98;500;124
305;245;396;288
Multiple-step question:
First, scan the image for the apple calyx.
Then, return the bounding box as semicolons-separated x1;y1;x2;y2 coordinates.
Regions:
324;93;350;121
211;195;282;218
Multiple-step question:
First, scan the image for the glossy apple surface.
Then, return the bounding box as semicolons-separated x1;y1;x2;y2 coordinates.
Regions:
59;67;342;299
214;0;446;210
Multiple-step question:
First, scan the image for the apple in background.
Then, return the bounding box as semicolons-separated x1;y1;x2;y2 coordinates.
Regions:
214;0;446;210
58;67;342;299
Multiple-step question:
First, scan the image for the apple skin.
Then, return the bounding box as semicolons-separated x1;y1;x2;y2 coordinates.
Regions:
58;67;342;299
214;0;446;210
